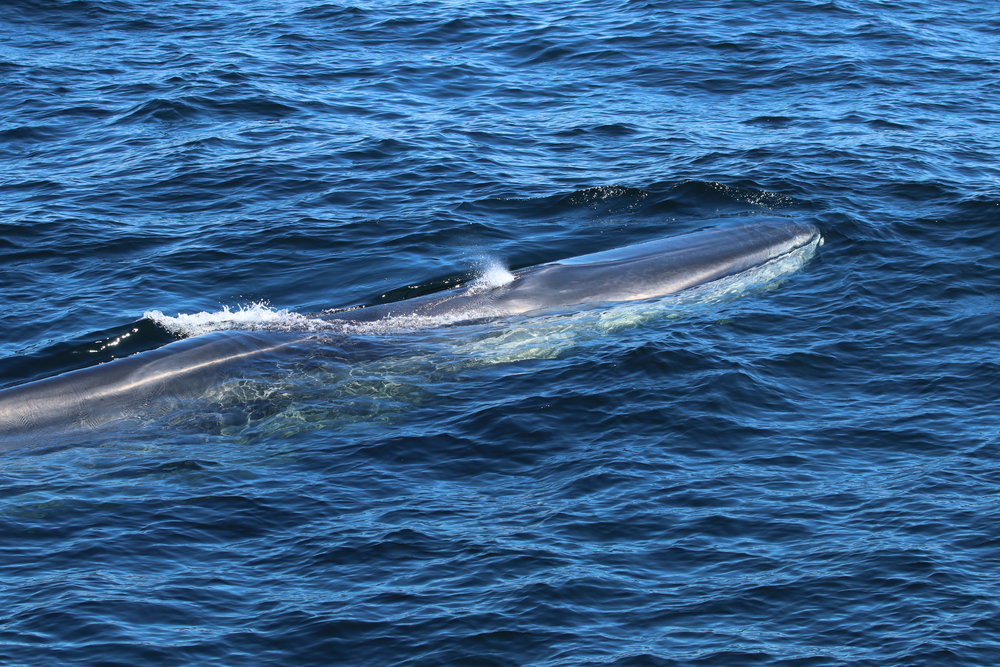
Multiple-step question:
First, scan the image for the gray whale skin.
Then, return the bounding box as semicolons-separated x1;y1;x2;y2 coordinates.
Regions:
0;219;819;446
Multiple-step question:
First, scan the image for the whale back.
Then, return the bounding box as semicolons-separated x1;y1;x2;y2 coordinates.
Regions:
326;219;820;323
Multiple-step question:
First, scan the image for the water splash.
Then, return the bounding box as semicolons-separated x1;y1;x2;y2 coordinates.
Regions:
468;256;516;293
144;302;332;337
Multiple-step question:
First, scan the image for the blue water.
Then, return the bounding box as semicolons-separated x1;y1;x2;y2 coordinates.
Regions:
2;0;999;663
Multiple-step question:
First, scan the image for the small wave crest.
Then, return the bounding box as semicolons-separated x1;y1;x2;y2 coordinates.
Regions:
144;302;333;337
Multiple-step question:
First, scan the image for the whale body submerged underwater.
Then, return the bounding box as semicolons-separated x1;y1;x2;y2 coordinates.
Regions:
0;219;821;448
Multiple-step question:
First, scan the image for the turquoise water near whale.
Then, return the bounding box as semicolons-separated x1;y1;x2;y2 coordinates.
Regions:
2;0;998;664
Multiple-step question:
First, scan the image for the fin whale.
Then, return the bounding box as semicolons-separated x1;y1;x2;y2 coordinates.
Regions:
0;218;820;447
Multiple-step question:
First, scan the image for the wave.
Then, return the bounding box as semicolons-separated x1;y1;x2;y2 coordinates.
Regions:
144;303;332;337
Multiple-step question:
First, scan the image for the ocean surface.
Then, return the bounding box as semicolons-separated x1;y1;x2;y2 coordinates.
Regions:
1;0;998;664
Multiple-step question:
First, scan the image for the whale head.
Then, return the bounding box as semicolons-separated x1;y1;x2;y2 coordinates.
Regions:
492;219;821;314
